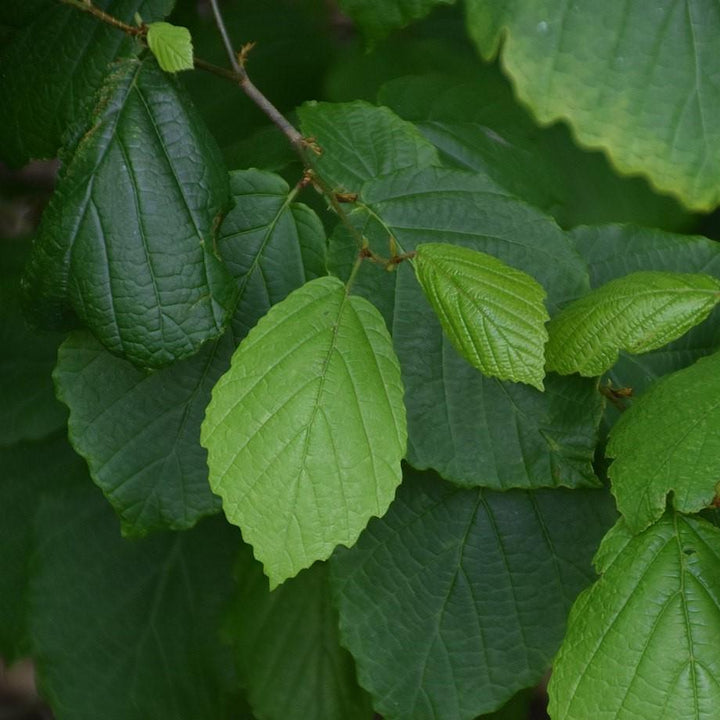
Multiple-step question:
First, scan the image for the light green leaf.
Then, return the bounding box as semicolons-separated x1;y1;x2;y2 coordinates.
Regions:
337;0;455;41
331;468;616;720
226;548;372;720
146;21;194;73
546;271;720;377
548;513;720;720
298;100;439;191
464;0;720;211
414;242;548;389
201;275;407;587
607;351;720;533
21;57;236;368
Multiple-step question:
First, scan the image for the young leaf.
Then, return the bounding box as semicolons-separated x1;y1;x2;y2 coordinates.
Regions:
607;352;720;533
465;1;720;211
331;468;616;720
414;242;549;389
21;57;236;368
201;276;407;588
146;21;194;73
546;271;720;377
548;514;720;720
227;548;372;720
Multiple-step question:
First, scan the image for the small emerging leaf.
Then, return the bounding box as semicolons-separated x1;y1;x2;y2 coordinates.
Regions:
546;271;720;377
549;514;720;720
608;351;720;533
414;242;549;389
146;21;194;73
201;276;407;588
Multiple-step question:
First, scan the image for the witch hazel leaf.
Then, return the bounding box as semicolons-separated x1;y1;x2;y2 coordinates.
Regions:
146;22;194;73
546;271;720;377
201;276;407;588
414;242;549;389
607;351;720;533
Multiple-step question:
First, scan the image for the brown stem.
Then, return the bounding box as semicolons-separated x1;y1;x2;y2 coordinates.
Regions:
60;0;144;34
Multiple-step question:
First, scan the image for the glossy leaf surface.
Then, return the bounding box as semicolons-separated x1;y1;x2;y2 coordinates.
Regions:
414;242;548;389
202;276;407;587
549;514;720;719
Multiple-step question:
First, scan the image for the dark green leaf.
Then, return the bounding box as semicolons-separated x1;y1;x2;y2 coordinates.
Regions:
202;276;407;587
608;351;720;533
331;468;616;720
22;57;236;368
0;0;175;165
548;513;720;719
30;485;241;720
146;21;194;73
227;548;372;720
52;169;326;536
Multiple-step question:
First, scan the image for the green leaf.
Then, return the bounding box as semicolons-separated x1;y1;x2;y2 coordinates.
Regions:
53;169;326;536
226;548;372;720
607;351;720;533
0;0;175;166
546;271;720;377
414;242;549;389
464;1;720;211
146;21;194;73
548;513;720;720
379;74;692;230
0;434;88;661
297;100;439;190
22;57;236;368
30;484;242;720
331;468;616;720
201;276;407;587
0;239;66;445
330;167;600;490
337;0;455;41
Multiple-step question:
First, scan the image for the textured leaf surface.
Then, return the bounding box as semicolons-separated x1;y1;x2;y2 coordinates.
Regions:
414;242;548;389
379;74;691;230
0;240;66;445
0;0;175;165
546;271;720;377
337;0;454;41
331;468;616;720
607;351;720;533
202;276;406;587
298;101;439;191
548;514;720;720
52;169;325;536
30;484;241;720
146;21;193;72
329;167;600;490
227;547;371;720
465;0;720;210
22;57;236;367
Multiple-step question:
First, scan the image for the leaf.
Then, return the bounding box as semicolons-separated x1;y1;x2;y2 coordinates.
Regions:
53;168;326;536
201;276;407;587
297;100;439;191
0;434;88;661
146;21;194;73
0;239;66;445
336;0;455;41
548;513;720;720
329;167;600;490
607;351;720;533
30;485;242;720
330;467;616;720
226;547;372;720
379;74;692;230
414;242;549;389
21;57;236;368
0;0;175;166
546;271;720;377
464;0;720;211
